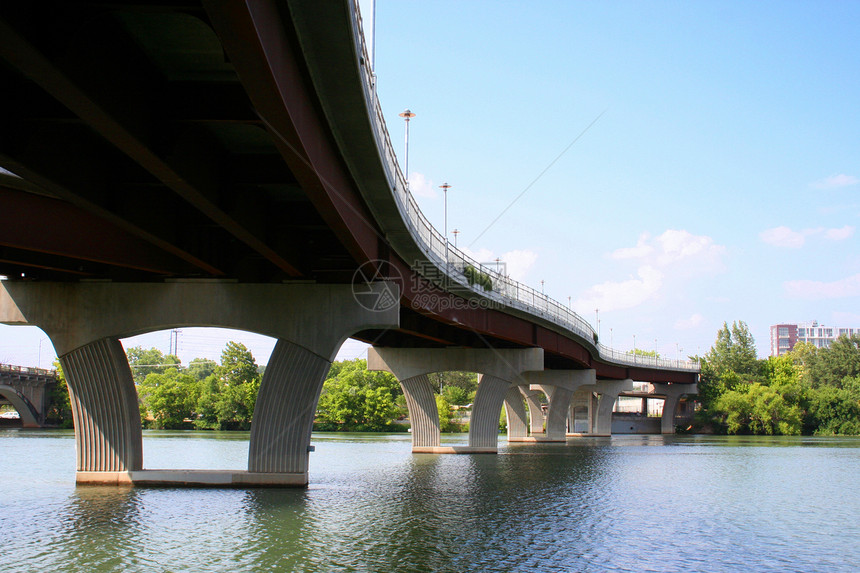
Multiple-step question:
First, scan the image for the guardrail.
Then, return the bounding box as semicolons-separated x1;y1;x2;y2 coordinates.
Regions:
350;2;698;373
0;363;58;378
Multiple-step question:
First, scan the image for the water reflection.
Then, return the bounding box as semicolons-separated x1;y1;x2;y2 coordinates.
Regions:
2;431;859;572
54;487;145;571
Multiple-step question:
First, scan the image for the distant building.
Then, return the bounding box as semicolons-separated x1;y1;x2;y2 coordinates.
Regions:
770;321;860;356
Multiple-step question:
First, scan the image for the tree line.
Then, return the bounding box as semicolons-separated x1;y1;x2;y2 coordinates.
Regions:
46;343;479;432
44;321;859;436
696;321;860;435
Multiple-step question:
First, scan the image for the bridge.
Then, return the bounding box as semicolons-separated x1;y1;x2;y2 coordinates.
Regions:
0;363;58;427
0;1;697;486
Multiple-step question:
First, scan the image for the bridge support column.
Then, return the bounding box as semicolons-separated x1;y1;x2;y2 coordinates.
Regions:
568;385;597;435
62;337;143;478
368;347;544;453
1;280;399;486
470;374;512;449
653;382;697;434
398;374;442;448
522;370;596;441
523;388;545;435
247;339;330;477
594;378;634;436
504;386;529;440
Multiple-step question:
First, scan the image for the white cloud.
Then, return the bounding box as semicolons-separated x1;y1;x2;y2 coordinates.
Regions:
653;229;724;267
784;273;860;299
611;233;654;260
760;226;808;248
574;266;663;312
811;174;859;189
825;225;855;241
408;172;437;198
611;230;724;270
674;313;704;330
502;249;539;281
761;225;856;247
576;230;725;313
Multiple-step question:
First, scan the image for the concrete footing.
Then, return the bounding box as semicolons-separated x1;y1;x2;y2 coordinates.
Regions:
76;470;308;487
507;436;566;443
412;446;497;454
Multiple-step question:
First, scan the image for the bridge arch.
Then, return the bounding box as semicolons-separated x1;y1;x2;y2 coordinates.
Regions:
368;347;544;452
0;385;40;428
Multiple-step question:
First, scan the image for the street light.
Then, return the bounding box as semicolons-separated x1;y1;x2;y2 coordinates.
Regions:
399;109;416;186
439;182;451;267
453;228;460;248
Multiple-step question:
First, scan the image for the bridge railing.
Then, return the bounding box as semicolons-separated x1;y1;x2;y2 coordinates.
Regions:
0;363;57;378
350;2;698;374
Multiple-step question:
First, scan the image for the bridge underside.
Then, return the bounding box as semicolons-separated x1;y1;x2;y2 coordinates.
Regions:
0;0;699;487
0;2;698;384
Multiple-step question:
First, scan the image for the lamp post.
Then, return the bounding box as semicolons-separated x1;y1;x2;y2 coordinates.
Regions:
440;182;451;268
399;109;415;186
633;334;637;363
595;308;599;339
540;280;545;294
453;228;460;248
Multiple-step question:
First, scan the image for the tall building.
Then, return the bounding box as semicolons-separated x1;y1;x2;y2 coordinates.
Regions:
770;321;860;356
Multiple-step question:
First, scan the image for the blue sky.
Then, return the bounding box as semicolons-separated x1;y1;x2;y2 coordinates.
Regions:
2;1;859;368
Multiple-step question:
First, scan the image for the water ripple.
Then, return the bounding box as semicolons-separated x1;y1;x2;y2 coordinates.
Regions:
1;432;859;572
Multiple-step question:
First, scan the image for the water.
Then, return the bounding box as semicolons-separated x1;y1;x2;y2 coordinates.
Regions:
1;430;859;572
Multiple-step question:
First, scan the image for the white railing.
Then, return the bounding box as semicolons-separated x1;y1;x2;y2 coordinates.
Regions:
350;2;698;373
0;363;57;377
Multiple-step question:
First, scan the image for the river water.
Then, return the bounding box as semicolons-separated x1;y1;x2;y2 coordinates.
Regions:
1;430;858;572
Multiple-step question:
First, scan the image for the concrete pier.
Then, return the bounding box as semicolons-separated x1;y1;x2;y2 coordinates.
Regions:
1;281;399;486
368;347;544;453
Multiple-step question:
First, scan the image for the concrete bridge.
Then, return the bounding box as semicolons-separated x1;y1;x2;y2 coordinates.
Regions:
0;0;697;487
0;363;58;427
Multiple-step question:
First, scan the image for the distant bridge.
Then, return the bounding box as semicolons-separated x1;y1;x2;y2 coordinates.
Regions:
0;363;58;427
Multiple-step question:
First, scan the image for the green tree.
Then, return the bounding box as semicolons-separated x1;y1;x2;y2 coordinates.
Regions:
214;378;260;430
137;367;199;429
217;342;260;386
126;346;180;383
806;384;860;435
194;375;222;430
187;358;217;381
627;349;659;358
697;321;763;414
436;394;454;433
427;371;478;396
714;383;802;435
442;385;469;406
190;342;261;430
46;359;73;428
810;334;860;387
315;359;400;431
